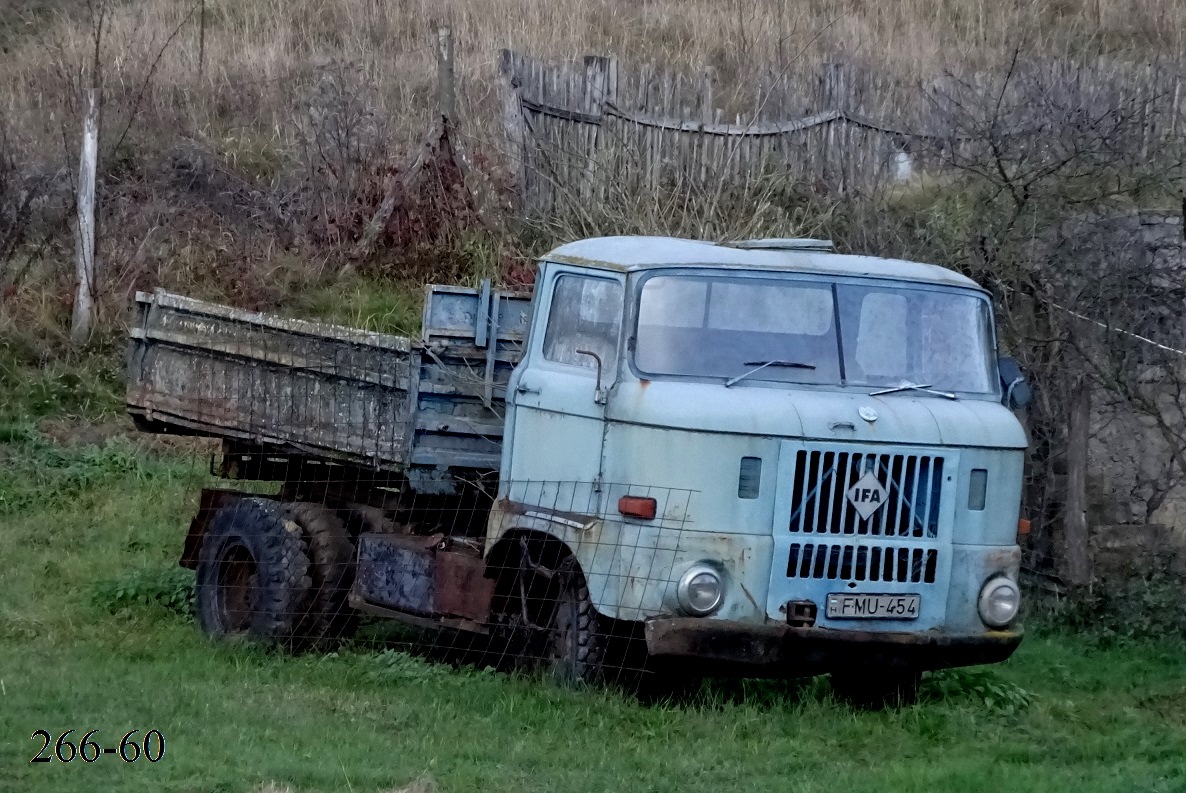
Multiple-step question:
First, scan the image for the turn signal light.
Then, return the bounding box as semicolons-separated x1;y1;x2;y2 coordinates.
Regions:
618;495;657;520
1017;517;1031;536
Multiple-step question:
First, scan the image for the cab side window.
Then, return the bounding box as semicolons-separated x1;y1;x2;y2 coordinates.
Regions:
542;275;623;374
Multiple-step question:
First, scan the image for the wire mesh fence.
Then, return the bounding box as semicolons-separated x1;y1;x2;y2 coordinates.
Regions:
127;281;712;685
183;454;702;684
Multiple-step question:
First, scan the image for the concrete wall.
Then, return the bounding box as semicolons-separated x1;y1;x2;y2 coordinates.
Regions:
1075;211;1186;578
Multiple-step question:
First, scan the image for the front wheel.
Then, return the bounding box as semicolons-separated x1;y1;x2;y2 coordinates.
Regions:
195;497;311;649
546;559;606;684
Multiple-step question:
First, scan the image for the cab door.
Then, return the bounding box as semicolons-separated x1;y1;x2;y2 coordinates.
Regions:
502;266;624;509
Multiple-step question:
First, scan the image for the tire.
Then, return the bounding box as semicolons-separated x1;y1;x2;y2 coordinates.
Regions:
283;502;359;650
830;669;922;709
196;497;311;649
546;559;606;684
485;609;541;673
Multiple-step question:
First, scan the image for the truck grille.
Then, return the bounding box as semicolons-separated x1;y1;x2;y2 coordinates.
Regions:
788;449;945;538
787;542;938;583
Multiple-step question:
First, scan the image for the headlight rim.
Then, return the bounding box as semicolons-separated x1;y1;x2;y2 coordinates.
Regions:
977;575;1021;628
676;562;724;617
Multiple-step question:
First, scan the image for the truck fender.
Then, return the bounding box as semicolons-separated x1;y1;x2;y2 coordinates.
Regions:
484;528;590;625
485;499;610;618
180;488;270;568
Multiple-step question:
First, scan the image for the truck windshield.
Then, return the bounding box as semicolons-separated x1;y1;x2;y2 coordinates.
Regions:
633;273;997;395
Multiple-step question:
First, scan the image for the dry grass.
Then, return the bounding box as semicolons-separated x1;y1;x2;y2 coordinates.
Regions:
3;0;1186;161
1;0;1184;353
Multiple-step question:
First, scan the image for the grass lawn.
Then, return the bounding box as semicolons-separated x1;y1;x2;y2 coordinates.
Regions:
1;428;1184;793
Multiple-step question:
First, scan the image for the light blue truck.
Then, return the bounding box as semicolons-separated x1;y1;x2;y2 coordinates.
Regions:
128;236;1030;702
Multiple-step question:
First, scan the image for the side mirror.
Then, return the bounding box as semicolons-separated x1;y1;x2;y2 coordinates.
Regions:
998;356;1032;410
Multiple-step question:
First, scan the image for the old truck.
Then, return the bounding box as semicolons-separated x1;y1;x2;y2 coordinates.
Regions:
127;235;1030;702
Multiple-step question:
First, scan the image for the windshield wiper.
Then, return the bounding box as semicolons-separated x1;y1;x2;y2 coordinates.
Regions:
870;381;958;400
725;360;817;388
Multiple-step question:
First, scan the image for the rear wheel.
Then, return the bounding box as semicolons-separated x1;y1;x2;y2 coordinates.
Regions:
196;497;311;649
830;669;922;709
283;502;358;649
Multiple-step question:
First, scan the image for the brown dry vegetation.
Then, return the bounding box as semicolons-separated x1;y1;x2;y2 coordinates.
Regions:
1;1;1183;335
0;1;1180;351
5;0;1186;156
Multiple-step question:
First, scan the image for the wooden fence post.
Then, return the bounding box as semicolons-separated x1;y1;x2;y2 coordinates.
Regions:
498;49;526;203
1064;379;1092;587
581;55;612;200
818;62;853;190
71;88;98;347
436;26;455;124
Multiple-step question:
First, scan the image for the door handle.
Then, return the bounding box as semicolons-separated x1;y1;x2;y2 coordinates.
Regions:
516;382;541;395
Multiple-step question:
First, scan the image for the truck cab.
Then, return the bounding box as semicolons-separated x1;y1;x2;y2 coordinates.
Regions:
488;236;1027;697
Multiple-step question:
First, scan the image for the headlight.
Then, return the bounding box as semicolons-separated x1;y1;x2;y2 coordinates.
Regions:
978;576;1021;628
677;563;724;616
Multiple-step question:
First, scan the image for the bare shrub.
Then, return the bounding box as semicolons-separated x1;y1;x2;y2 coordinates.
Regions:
811;51;1186;583
520;164;835;250
0;122;30;269
297;60;391;251
1048;212;1186;530
0;122;70;295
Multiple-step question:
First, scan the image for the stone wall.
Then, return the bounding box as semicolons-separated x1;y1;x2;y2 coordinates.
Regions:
1077;211;1186;579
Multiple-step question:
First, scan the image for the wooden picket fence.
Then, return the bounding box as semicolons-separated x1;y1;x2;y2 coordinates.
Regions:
496;49;1186;216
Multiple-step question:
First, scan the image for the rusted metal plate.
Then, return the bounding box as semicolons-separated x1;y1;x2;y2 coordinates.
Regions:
353;533;494;623
434;551;495;621
645;618;1023;674
355;534;439;617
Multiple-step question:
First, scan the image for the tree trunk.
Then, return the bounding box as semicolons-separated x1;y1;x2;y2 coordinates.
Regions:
71;88;99;347
1063;380;1092;586
436;26;455;124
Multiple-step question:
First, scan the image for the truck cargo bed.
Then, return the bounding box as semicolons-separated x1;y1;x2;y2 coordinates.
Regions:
127;284;530;476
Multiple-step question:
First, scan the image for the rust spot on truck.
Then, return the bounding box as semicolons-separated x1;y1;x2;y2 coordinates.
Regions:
985;546;1021;572
353;532;495;623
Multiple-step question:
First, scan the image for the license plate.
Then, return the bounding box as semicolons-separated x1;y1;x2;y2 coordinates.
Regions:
826;593;920;620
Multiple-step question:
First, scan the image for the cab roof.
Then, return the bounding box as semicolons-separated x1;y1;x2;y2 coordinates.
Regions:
542;236;981;290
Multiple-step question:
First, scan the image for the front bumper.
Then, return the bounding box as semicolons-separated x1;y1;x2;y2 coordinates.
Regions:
644;618;1022;677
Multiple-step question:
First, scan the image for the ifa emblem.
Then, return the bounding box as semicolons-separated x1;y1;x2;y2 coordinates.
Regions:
845;471;888;520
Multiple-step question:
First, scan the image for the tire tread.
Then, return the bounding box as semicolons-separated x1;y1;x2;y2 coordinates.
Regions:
196;497;311;648
283;502;358;649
